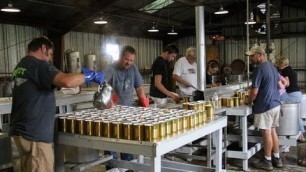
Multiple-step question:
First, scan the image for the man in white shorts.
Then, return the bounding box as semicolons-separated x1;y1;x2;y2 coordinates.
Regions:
245;46;283;171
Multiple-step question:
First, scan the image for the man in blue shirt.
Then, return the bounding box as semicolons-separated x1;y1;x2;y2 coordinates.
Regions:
105;45;148;107
105;45;148;160
245;46;283;170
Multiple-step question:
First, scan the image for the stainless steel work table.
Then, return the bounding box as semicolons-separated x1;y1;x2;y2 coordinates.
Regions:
55;115;227;172
215;105;300;171
0;91;95;128
215;105;257;171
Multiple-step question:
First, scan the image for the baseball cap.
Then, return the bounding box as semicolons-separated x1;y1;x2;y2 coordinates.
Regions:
245;46;265;56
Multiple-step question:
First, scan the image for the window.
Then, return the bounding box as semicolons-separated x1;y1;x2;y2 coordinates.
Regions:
106;43;119;61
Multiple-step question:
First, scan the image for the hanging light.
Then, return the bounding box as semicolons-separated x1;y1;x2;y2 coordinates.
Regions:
148;22;159;32
1;1;20;13
245;12;256;25
167;26;178;35
214;5;228;15
94;17;108;24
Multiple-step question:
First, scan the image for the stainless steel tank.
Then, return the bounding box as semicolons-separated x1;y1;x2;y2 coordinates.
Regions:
276;103;300;136
64;50;81;73
300;94;306;118
84;52;96;70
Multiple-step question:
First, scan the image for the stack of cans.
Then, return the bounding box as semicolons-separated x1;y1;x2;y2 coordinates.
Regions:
58;105;210;142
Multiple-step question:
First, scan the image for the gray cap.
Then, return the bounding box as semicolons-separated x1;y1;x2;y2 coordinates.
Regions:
245;46;265;56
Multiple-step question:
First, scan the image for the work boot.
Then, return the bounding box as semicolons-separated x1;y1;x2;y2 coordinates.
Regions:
253;159;273;171
272;156;283;168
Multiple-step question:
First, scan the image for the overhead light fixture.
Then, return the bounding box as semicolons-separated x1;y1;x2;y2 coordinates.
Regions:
94;17;108;24
214;6;228;15
245;12;256;25
148;22;159;32
167;26;177;35
1;1;20;13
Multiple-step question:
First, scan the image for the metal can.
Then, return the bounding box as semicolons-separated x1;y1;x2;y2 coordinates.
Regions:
182;115;189;132
144;123;159;142
123;122;133;140
133;123;144;141
84;119;93;136
205;105;214;120
182;103;189;110
58;116;67;132
112;122;122;139
177;116;183;134
102;121;111;138
188;113;195;129
165;119;172;137
170;117;178;135
221;97;227;106
194;112;199;127
67;117;76;134
94;120;102;136
159;121;167;139
201;110;207;123
76;118;84;135
233;97;240;107
182;96;190;103
188;103;196;110
226;98;234;108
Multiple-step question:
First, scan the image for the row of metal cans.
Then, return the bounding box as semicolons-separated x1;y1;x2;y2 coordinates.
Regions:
182;93;249;109
57;106;214;142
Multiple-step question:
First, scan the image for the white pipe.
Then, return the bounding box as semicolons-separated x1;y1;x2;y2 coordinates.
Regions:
195;6;205;91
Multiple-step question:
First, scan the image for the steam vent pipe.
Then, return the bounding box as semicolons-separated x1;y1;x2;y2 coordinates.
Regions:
195;6;205;91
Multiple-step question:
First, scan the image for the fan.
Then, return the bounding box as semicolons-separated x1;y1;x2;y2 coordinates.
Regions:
251;3;280;34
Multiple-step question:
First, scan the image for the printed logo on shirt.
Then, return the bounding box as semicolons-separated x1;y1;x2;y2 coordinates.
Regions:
12;67;26;78
188;68;196;74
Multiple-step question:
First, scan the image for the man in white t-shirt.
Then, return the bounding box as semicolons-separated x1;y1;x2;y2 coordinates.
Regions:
172;47;197;96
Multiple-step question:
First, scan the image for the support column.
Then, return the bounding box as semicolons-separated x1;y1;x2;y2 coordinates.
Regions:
195;6;205;91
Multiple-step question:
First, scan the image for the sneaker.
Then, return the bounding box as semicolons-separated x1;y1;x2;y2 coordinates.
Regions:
253;159;273;171
272;156;283;168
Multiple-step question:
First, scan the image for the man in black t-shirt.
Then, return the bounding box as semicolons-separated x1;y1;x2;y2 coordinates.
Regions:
150;44;180;106
10;36;105;172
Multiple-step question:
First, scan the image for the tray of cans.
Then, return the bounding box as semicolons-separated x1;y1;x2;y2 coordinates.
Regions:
57;104;215;143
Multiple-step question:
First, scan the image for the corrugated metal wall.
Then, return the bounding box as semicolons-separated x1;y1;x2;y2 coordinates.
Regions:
64;31;163;70
175;36;306;84
0;24;44;76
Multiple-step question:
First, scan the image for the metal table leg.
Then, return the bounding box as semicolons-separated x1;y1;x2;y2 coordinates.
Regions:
241;116;248;171
150;156;161;172
207;134;212;167
215;128;223;172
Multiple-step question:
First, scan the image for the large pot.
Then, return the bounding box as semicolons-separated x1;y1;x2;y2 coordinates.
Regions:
276;103;299;136
93;82;114;110
229;74;245;83
300;94;306;118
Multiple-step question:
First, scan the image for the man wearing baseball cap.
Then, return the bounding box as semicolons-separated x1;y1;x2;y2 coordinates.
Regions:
245;46;283;170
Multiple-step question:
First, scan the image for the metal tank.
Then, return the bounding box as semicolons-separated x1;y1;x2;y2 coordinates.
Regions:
300;94;306;119
84;51;96;70
276;103;300;136
64;49;81;73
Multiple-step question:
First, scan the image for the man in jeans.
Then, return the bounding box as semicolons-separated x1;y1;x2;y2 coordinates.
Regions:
245;46;283;170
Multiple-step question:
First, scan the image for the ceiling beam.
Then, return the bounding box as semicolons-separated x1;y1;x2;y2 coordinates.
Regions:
173;0;216;13
57;0;120;34
108;7;187;27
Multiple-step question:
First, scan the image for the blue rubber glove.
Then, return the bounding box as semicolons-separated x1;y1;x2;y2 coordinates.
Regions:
82;67;105;85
